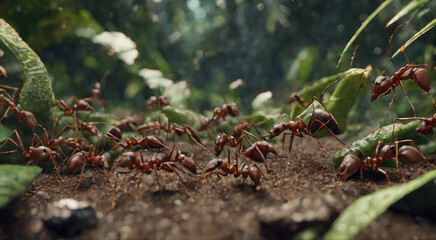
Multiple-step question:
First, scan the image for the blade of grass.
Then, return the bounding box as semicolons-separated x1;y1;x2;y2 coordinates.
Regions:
385;0;431;28
337;0;395;68
392;18;436;58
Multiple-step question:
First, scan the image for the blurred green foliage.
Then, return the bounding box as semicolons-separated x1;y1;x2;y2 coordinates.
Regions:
0;0;435;133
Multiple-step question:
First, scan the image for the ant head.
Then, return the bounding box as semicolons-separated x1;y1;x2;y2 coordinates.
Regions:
370;76;391;101
269;122;287;138
416;121;433;135
338;154;361;181
203;158;223;174
227;103;239;116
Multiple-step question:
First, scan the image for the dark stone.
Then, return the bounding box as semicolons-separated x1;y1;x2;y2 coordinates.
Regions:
43;199;98;237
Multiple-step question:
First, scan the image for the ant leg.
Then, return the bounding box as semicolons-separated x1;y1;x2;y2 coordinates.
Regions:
372;88;397;133
154;167;163;200
308;119;348;145
49;154;63;181
388;24;403;70
163;163;193;197
393;141;407;182
73;162;87;190
398;81;416;117
184;128;211;155
377;168;391;185
321;71;352;101
286;134;295;171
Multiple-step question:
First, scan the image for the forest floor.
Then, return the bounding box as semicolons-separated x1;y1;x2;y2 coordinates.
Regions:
0;137;435;240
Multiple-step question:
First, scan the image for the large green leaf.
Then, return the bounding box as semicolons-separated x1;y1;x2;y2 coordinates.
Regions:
0;165;42;208
337;0;395;68
323;168;436;240
0;19;55;126
392;18;436;58
297;67;371;134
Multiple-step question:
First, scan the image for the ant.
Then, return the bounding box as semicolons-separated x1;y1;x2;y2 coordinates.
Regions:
202;149;267;186
0;130;62;179
211;103;239;121
53;99;95;116
106;132;170;151
215;130;277;172
392;112;436;136
67;136;111;190
110;145;194;208
232;120;262;138
262;97;345;169
0;94;37;129
338;139;429;183
82;70;111;110
146;96;169;108
370;25;436;132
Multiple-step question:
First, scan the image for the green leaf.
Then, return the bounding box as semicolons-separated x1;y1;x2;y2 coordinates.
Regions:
0;124;11;142
392;18;436;58
385;0;431;28
297;67;371;134
323;168;436;240
161;105;204;127
0;165;42;208
288;71;348;119
332;120;428;168
323;67;371;132
390;176;436;216
337;0;395;68
0;19;55;126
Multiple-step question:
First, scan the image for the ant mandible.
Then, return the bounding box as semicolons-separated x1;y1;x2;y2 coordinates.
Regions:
338;139;429;183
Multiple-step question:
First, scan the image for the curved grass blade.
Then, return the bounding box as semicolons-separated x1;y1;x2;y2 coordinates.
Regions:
392;18;436;58
0;165;42;208
337;0;395;68
323;168;436;240
385;0;431;28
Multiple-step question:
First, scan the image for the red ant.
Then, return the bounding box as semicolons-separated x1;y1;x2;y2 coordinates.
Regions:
110;145;194;208
82;70;110;110
136;118;167;133
202;149;267;186
211;103;239;121
0;94;37;129
0;66;7;78
0;130;62;179
338;139;429;183
392;112;436;136
370;65;435;132
146;96;169;108
53;99;95;116
262;97;345;169
232;120;261;138
215;130;277;171
107;132;170;151
67;136;111;190
370;25;436;132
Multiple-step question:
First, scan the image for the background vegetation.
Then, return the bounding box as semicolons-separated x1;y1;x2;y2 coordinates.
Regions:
0;0;435;136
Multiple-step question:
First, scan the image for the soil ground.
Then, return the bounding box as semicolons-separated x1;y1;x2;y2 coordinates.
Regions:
0;137;435;240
